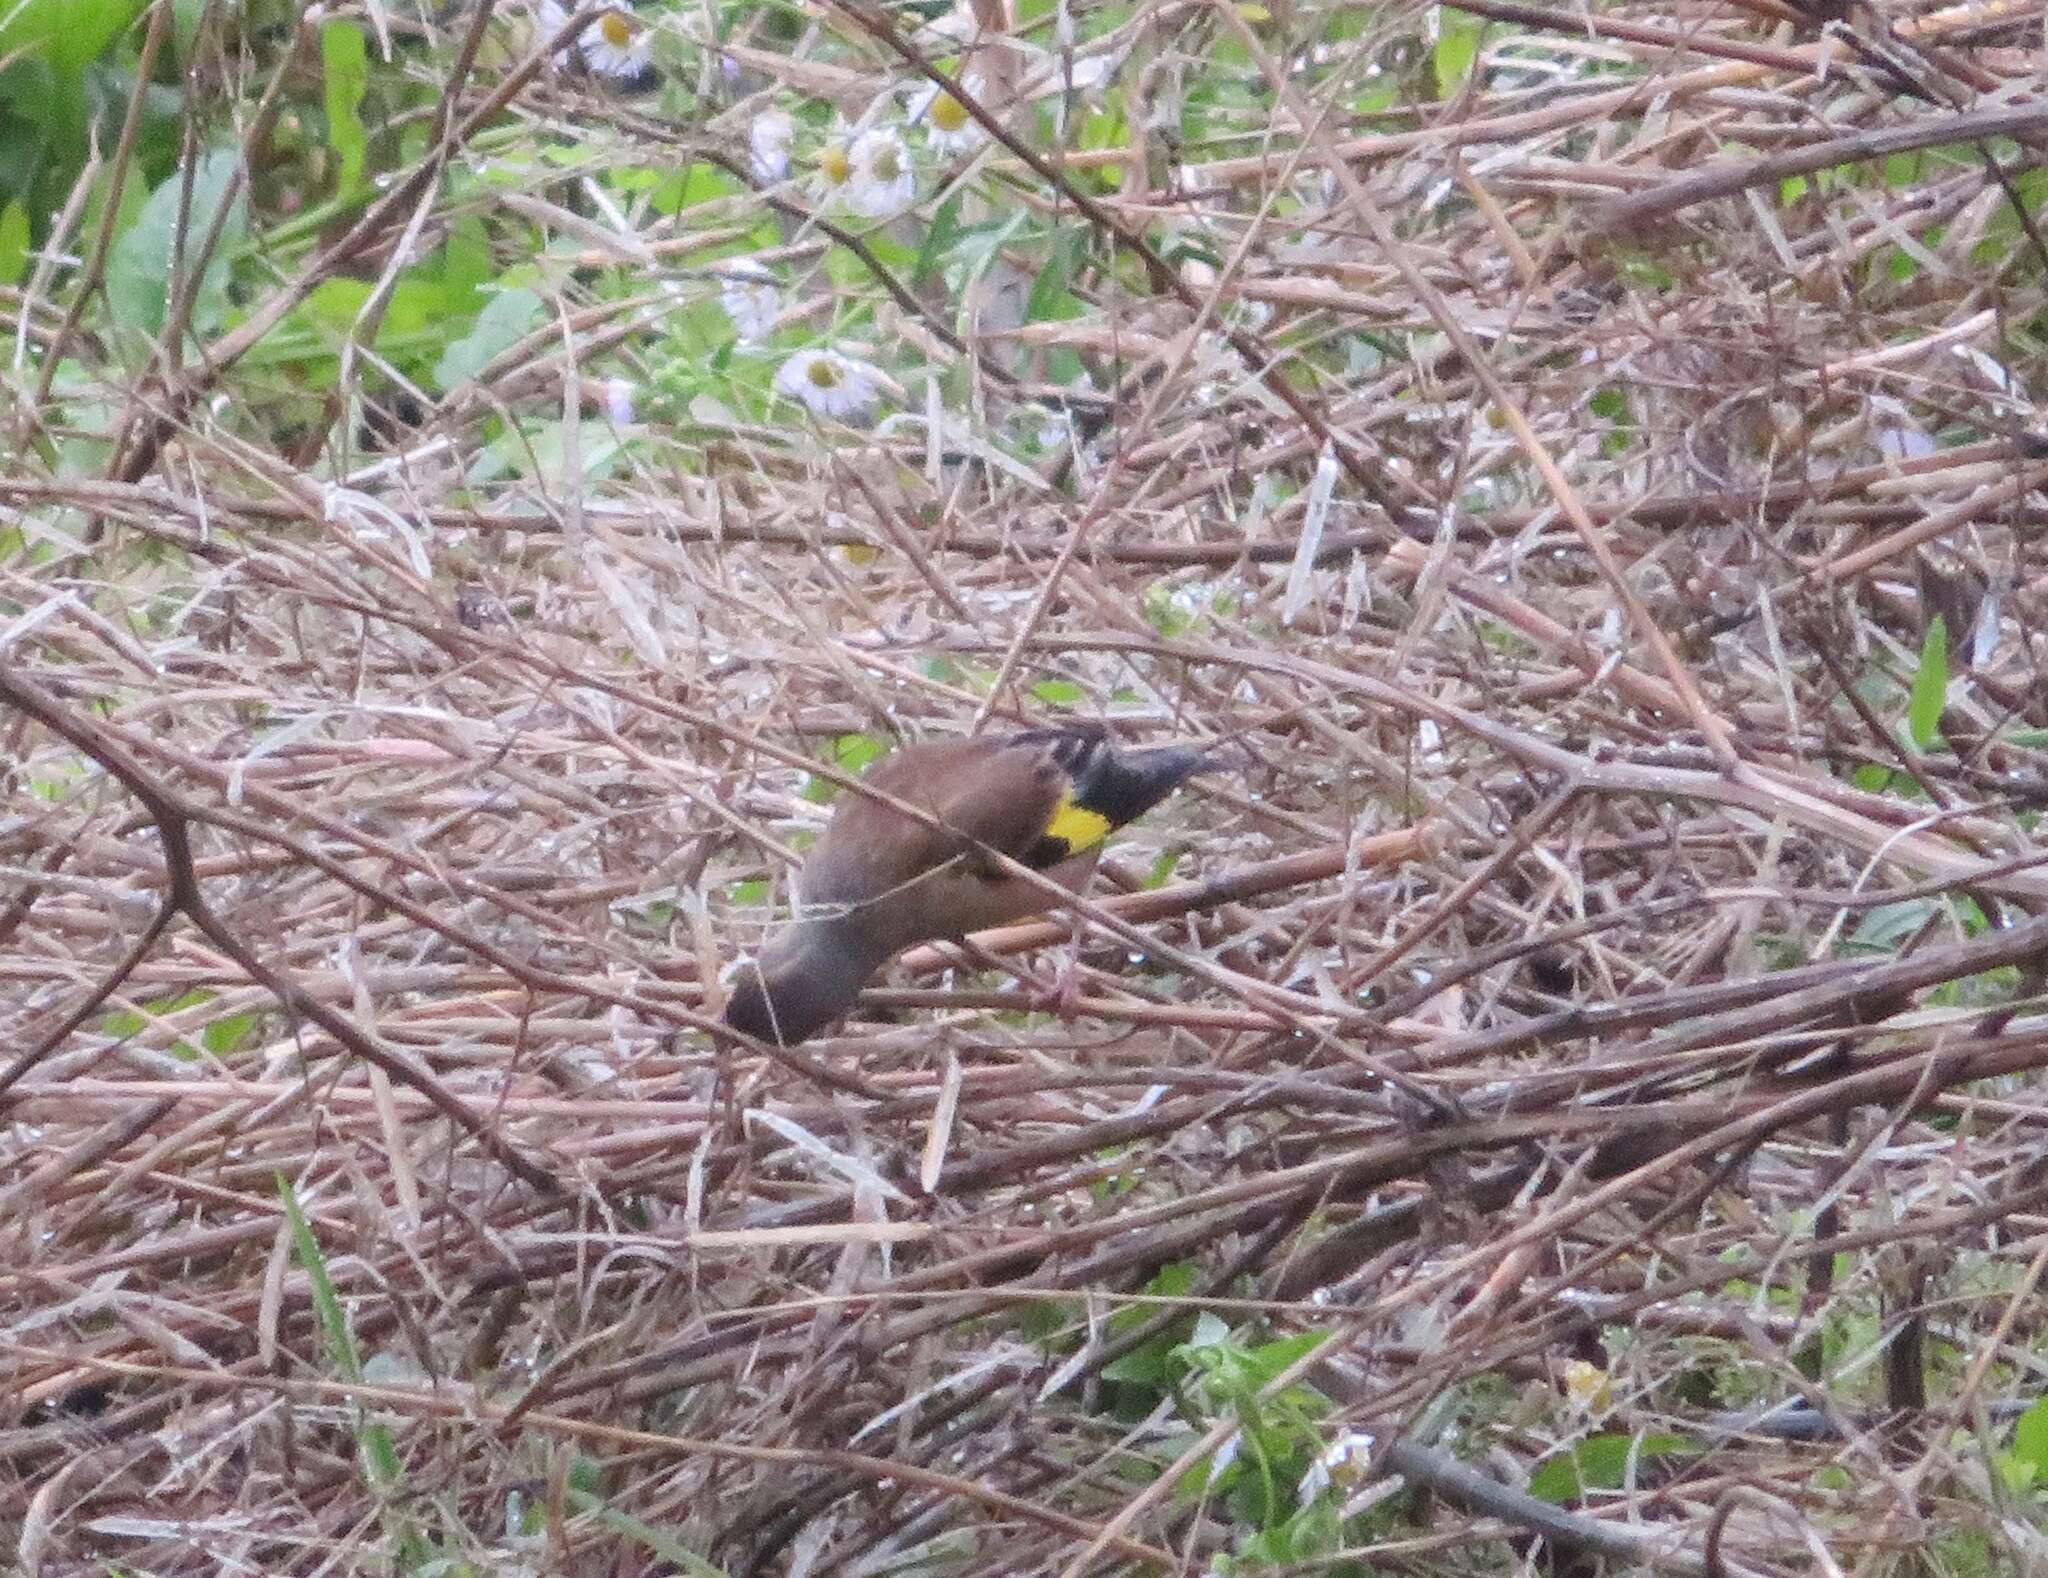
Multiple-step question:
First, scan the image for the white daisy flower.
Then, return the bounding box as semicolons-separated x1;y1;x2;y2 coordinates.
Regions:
749;109;795;183
909;78;982;153
812;137;858;209
580;8;652;83
775;348;882;423
603;376;636;424
1563;1359;1612;1413
845;128;916;217
717;261;782;343
1297;1431;1377;1507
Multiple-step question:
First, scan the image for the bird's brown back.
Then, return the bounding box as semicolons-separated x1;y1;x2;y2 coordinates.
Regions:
799;736;1067;915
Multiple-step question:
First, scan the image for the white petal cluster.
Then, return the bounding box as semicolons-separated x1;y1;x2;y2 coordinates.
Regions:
717;262;782;343
534;1;652;84
844;129;916;217
749;110;795;183
775;349;883;423
909;78;983;153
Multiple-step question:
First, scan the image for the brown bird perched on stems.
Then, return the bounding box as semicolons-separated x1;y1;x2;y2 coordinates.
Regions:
724;726;1213;1046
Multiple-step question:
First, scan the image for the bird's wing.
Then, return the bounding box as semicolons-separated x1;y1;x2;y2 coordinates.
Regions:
799;736;1066;909
1006;728;1212;863
801;729;1211;905
906;734;1075;860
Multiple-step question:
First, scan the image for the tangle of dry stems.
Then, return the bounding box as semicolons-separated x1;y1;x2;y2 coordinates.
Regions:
5;0;2048;1571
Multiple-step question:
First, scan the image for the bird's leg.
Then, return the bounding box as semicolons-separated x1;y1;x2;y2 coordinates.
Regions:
952;932;1086;1021
1026;914;1087;1021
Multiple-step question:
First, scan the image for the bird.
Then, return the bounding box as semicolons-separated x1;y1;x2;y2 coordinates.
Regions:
723;726;1213;1046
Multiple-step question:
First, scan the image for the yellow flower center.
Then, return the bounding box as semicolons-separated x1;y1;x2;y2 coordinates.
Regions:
819;144;853;186
806;359;843;390
931;93;969;133
598;10;634;45
868;143;902;181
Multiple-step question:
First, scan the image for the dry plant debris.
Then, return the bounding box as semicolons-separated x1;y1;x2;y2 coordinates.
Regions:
3;0;2048;1571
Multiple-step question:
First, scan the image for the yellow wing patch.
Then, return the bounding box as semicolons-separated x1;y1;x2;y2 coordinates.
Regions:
1043;794;1113;853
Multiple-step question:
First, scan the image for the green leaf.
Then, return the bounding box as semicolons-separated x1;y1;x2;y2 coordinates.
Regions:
1433;8;1482;97
1241;1328;1331;1385
106;147;247;338
1076;102;1129;155
863;231;919;269
941;208;1027;289
651;162;743;215
320;20;370;195
801;732;887;802
1352;79;1398;113
1018;1294;1081;1346
566;1491;732;1575
913;190;964;288
281;1177;362;1383
438;217;493;297
1615;251;1676;289
832;732;885;772
1154;225;1222;271
0;59;58;204
171;0;210;59
824;242;869;290
0;199;29;286
269;267;480;386
0;0;143;75
101;988;215;1049
432;284;543;391
1849;898;1939;952
1529;1433;1696;1503
300;276;375;329
1031;677;1084;705
1108;1263;1199;1339
1908;615;1948;751
1026;229;1087;323
312;274;457;342
202;1009;262;1055
281;1178;404;1495
2012;1396;2048;1475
